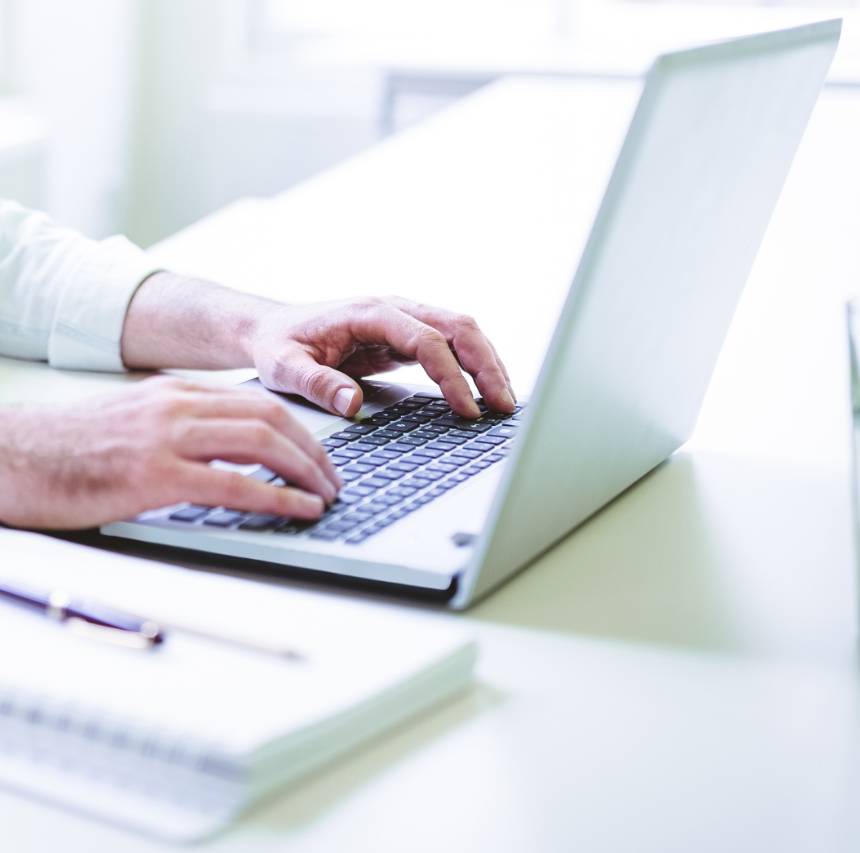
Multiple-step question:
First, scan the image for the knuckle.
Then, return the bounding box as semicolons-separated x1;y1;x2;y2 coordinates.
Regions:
416;326;447;349
249;422;275;448
456;313;479;332
150;392;186;423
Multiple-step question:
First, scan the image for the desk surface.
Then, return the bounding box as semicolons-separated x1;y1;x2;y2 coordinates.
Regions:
3;77;860;852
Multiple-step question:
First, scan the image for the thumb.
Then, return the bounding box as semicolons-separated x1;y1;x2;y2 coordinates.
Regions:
275;350;363;417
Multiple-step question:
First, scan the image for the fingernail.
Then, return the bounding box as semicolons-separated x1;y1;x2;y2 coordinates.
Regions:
502;389;516;410
334;387;356;417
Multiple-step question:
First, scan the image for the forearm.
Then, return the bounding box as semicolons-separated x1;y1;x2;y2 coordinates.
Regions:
120;272;281;370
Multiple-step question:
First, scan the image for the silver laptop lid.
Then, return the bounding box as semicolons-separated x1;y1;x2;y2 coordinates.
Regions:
454;21;841;607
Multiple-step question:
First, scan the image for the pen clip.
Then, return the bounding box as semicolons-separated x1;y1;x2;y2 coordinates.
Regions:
65;616;162;650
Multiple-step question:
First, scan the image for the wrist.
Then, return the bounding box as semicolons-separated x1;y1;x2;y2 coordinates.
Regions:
123;273;283;370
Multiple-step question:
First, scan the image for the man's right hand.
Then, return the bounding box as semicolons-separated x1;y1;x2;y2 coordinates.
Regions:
0;376;340;529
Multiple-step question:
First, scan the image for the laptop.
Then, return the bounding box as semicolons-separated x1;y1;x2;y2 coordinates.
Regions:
103;21;841;609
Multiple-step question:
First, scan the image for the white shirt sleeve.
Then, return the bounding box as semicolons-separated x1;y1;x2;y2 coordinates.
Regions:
0;200;160;371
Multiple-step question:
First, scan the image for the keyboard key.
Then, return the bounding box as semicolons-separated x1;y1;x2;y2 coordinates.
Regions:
342;510;373;524
404;477;433;489
417;469;444;481
385;442;414;454
456;421;493;433
345;424;378;435
169;505;210;522
430;435;468;447
367;450;400;461
347;484;375;497
321;438;348;449
469;442;495;454
425;465;456;477
386;422;417;433
436;454;469;467
362;477;391;490
399;435;429;446
411;447;444;460
375;468;405;480
329;431;361;442
373;429;405;441
238;514;282;531
321;519;360;533
203;510;245;527
450;448;481;460
343;463;375;475
390;461;420;474
330;447;364;459
389;486;417;499
345;533;370;545
487;453;505;463
340;470;363;482
474;434;506;446
358;455;389;467
361;435;392;446
310;529;342;541
349;441;377;453
411;429;444;440
247;466;277;483
488;425;518;439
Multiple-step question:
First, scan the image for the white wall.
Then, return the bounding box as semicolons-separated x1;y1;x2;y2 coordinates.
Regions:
5;0;137;238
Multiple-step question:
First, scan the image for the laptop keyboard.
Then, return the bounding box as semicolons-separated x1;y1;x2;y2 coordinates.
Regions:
166;393;523;545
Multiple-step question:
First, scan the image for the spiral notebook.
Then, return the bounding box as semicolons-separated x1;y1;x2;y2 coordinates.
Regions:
0;531;477;841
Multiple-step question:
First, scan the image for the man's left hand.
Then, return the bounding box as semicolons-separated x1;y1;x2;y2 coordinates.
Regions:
250;296;516;419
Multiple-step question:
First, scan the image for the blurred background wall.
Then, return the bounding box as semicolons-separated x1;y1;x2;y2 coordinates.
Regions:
0;0;855;248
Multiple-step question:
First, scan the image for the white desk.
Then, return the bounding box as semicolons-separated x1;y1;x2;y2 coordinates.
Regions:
3;77;860;852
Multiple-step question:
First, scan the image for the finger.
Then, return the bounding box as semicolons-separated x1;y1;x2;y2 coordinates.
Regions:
350;305;480;417
181;389;341;489
176;462;325;519
265;345;365;417
389;299;515;412
487;339;515;396
175;419;338;503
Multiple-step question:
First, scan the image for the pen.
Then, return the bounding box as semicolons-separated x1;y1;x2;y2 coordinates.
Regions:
0;579;306;662
0;580;163;649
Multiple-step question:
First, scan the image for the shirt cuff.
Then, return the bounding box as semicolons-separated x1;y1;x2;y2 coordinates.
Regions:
47;236;161;372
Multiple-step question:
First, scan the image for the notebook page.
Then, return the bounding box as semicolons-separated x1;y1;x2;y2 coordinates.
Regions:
0;530;475;757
